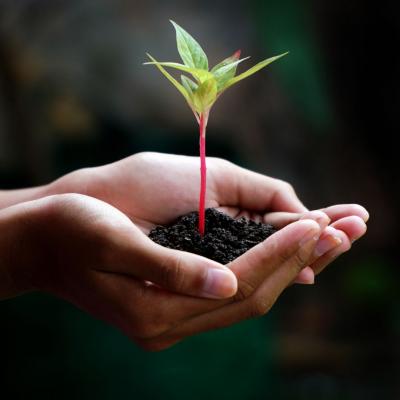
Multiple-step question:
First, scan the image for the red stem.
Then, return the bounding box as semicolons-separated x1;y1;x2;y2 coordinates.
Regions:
198;112;207;236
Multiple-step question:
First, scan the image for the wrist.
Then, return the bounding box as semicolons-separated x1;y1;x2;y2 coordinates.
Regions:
0;184;51;210
0;203;39;299
0;168;99;211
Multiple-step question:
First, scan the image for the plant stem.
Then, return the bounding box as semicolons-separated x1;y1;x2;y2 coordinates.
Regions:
198;111;208;236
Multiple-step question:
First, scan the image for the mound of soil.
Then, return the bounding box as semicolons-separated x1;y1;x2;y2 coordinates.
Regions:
149;208;276;264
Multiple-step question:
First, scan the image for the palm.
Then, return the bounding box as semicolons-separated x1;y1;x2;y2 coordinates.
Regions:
93;152;241;234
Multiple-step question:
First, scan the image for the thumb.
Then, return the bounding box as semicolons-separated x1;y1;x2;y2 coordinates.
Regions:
121;236;238;299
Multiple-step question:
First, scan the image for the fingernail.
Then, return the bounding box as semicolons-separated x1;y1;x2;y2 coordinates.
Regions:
315;234;342;257
202;268;237;299
316;215;331;229
301;212;330;230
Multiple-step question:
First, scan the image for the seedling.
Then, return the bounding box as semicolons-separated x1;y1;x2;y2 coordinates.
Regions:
144;20;288;235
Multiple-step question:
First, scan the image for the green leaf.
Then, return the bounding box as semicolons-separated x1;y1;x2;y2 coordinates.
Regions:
170;20;208;70
192;78;217;113
181;75;198;97
144;53;190;103
144;60;213;83
212;57;250;90
211;50;241;73
212;57;250;77
224;52;289;90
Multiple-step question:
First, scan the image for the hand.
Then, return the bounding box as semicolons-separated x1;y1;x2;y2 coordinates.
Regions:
49;152;309;232
0;153;369;351
48;152;369;282
0;193;325;351
0;193;239;301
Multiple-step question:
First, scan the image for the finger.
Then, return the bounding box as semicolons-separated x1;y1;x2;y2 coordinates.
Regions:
102;228;238;300
268;181;308;212
320;204;369;223
293;225;345;284
293;266;315;284
227;219;321;299
236;210;252;220
249;209;329;286
311;216;367;276
216;207;267;224
263;210;330;229
263;211;302;228
330;215;368;241
306;214;366;278
263;205;369;230
136;240;238;299
295;214;367;281
152;222;320;342
215;206;241;219
273;210;332;285
219;163;308;213
250;212;263;223
308;227;350;275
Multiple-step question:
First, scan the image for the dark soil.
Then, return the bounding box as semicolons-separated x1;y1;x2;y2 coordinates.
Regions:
149;208;276;265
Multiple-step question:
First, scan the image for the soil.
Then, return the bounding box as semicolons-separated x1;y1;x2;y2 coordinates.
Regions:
149;208;276;265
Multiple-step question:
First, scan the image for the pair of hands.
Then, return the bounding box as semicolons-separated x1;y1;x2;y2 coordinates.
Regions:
0;152;368;350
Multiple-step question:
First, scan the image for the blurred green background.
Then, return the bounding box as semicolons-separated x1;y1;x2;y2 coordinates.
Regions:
0;0;398;399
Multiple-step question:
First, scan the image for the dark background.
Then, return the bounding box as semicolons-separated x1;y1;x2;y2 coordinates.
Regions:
0;0;398;399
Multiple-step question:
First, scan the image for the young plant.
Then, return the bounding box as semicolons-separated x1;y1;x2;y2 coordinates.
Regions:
144;20;288;236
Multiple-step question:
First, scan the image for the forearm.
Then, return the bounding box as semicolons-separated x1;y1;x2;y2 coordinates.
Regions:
0;166;101;211
0;185;49;210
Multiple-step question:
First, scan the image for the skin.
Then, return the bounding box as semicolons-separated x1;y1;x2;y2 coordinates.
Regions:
0;152;368;350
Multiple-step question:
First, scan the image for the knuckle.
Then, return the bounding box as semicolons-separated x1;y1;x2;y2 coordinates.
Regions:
272;244;293;267
209;157;234;174
124;297;171;341
271;245;309;279
260;234;279;255
248;296;273;318
160;253;186;292
303;210;329;225
210;156;230;167
274;246;309;276
234;278;258;301
130;314;170;340
281;180;295;193
132;151;152;161
290;248;310;273
131;323;163;340
130;152;151;168
259;230;310;276
274;178;288;188
41;193;76;215
274;179;296;197
288;248;310;277
240;234;279;272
